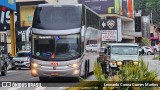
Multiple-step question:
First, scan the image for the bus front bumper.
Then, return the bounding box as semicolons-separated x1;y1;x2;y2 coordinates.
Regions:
31;66;80;77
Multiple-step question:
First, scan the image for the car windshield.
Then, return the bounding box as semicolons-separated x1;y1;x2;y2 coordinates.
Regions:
16;52;29;57
112;46;138;55
32;34;81;61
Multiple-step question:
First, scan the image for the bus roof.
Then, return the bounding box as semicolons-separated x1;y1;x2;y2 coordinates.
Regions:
107;43;139;46
38;3;83;7
37;4;100;17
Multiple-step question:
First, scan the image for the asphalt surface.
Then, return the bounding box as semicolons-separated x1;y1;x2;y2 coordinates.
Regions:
0;55;159;90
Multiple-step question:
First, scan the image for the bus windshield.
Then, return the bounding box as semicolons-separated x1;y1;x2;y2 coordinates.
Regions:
111;46;138;55
32;5;81;30
32;34;81;61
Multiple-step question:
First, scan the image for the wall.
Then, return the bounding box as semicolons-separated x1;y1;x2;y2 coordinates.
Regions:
122;21;135;35
20;6;35;27
17;0;44;2
45;0;78;4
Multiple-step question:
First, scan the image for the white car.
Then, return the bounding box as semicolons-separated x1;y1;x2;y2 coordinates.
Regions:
141;46;154;55
12;51;31;70
154;45;159;52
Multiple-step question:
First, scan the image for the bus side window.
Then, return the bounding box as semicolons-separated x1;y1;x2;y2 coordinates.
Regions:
107;47;111;55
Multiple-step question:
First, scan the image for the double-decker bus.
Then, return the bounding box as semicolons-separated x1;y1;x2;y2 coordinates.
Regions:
28;4;101;81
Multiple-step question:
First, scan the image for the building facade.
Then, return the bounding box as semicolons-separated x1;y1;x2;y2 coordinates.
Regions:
0;0;45;54
45;0;136;44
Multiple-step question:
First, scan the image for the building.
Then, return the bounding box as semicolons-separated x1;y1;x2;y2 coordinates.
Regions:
0;0;45;54
45;0;136;44
16;0;45;52
150;25;160;46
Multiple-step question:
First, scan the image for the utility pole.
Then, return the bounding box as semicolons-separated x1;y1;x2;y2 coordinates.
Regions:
10;10;16;57
151;10;153;25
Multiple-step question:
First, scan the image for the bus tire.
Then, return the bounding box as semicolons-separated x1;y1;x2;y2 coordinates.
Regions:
83;61;88;79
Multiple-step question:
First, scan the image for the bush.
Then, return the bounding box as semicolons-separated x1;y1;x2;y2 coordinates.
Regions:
117;60;158;90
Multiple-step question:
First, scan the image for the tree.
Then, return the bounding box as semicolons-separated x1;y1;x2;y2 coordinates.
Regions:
134;0;160;27
141;37;151;46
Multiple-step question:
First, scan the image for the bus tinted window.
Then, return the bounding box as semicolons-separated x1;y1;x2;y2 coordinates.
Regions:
32;5;81;30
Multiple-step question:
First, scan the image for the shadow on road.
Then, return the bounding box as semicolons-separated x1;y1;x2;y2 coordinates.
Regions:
36;77;80;83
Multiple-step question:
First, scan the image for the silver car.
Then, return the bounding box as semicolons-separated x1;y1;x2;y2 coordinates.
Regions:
12;51;31;70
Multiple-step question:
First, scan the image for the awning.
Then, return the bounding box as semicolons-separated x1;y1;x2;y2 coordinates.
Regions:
150;37;159;40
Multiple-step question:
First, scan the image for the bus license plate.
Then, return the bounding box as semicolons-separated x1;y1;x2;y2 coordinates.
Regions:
51;72;59;76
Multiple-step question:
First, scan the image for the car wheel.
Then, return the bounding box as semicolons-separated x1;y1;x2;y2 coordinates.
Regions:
147;51;152;55
1;64;7;76
12;67;16;70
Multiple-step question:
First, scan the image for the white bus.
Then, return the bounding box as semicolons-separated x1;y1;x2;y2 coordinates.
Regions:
27;4;101;81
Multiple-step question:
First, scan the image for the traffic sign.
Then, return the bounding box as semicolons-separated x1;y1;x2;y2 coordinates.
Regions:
0;0;16;11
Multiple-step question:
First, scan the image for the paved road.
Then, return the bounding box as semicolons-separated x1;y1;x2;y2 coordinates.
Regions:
0;68;96;90
142;55;160;79
0;55;159;90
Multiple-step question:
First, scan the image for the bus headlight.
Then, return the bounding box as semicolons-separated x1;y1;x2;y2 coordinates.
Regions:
32;62;40;68
133;61;139;65
117;61;122;66
73;70;79;75
69;63;80;68
31;69;38;76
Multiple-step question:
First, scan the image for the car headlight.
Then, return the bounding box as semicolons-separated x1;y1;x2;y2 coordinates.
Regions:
111;61;116;65
117;61;122;66
31;62;40;68
69;63;80;68
133;61;139;65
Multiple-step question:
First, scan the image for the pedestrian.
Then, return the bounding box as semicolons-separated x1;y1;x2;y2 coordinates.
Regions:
7;52;12;61
158;41;160;60
141;48;144;55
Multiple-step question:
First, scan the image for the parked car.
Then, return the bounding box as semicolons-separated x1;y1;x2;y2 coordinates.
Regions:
12;51;31;70
141;46;154;55
0;54;8;76
154;45;159;52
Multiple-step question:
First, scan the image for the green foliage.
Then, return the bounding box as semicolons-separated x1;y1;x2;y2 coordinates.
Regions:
93;61;109;81
134;0;160;27
119;60;158;81
141;37;151;46
118;60;158;90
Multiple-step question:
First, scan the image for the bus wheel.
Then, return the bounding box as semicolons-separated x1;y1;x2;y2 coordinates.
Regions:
83;61;88;79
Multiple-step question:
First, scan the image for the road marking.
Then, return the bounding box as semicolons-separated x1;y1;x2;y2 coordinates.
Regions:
34;87;46;90
7;87;21;90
